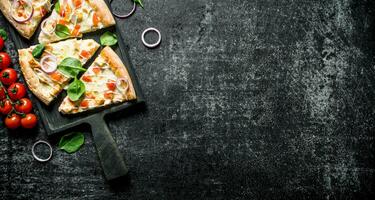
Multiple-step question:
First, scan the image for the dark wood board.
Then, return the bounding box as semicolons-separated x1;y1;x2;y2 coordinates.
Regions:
7;0;145;180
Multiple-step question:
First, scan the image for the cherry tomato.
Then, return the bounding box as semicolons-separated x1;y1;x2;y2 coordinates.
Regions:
0;52;11;70
106;81;116;91
5;113;21;129
21;113;38;129
0;87;5;100
0;37;4;50
15;98;33;114
8;83;26;100
0;99;12;115
0;68;17;85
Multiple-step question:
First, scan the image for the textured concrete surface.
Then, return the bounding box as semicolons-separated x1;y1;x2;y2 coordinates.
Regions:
1;0;375;199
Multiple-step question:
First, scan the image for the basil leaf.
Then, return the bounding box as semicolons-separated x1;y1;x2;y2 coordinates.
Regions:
67;77;85;101
100;31;118;46
59;132;85;154
55;24;70;38
32;44;45;58
133;0;144;8
57;57;86;78
54;1;60;13
0;28;7;40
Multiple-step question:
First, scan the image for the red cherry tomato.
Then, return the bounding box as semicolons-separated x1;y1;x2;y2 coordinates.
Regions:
5;113;21;129
0;68;17;85
15;98;33;114
106;81;116;91
0;52;11;70
21;113;38;129
7;83;26;100
0;87;5;100
0;99;12;115
0;37;4;50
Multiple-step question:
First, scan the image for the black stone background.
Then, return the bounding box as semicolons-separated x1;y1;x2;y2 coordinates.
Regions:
1;0;375;199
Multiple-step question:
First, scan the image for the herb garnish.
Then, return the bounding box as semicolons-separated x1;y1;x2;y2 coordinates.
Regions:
32;44;45;58
59;132;85;154
100;31;118;46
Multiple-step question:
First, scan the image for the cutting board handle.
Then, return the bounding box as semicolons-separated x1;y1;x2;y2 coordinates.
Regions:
89;115;128;180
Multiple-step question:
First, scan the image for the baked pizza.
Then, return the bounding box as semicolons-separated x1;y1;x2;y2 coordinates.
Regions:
59;46;136;114
18;38;99;105
38;0;115;44
0;0;52;39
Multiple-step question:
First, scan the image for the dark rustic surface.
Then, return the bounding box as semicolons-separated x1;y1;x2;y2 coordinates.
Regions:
1;0;375;199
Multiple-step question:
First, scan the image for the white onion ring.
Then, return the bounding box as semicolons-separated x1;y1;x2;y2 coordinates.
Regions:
110;0;136;19
41;19;56;35
116;78;129;93
40;55;58;74
11;0;34;23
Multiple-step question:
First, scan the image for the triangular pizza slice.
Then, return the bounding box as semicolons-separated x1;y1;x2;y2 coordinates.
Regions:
0;0;52;39
38;0;115;44
18;38;100;105
59;46;136;114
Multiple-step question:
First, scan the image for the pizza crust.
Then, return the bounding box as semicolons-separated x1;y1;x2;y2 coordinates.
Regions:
87;0;116;28
0;0;51;39
100;47;136;101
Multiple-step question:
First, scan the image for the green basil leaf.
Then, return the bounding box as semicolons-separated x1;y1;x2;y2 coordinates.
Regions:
133;0;144;8
32;44;45;58
67;77;85;101
54;1;60;13
55;24;70;38
100;31;118;46
0;28;8;40
59;132;85;154
57;57;86;78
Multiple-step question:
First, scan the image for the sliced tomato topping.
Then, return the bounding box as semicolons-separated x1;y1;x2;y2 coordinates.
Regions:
73;0;82;8
79;50;90;59
80;99;89;108
92;66;101;75
92;12;100;26
82;75;92;82
58;19;67;25
71;24;81;36
106;81;116;91
104;91;114;99
50;71;63;82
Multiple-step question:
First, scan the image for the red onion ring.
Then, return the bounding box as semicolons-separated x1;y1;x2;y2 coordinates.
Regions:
41;19;56;35
116;78;129;93
40;55;58;74
110;0;136;18
11;0;34;23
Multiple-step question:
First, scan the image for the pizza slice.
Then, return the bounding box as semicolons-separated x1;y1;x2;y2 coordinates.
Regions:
18;38;100;105
38;0;115;44
0;0;52;39
59;46;136;114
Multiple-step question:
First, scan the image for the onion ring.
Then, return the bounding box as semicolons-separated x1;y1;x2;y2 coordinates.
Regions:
11;0;34;23
116;77;129;93
40;55;58;74
110;0;136;19
141;28;162;48
32;140;53;162
41;19;56;35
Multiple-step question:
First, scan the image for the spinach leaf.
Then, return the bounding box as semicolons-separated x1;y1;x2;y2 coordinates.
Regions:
0;28;7;40
55;24;70;38
100;31;118;46
59;132;85;154
67;77;85;101
54;1;60;13
32;44;45;58
57;57;86;78
133;0;144;8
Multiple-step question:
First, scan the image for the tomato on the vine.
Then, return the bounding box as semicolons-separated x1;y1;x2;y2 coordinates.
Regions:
0;99;12;115
15;98;33;114
21;113;37;129
5;113;21;129
7;83;26;100
0;87;5;100
0;52;11;70
0;37;4;50
0;68;17;85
